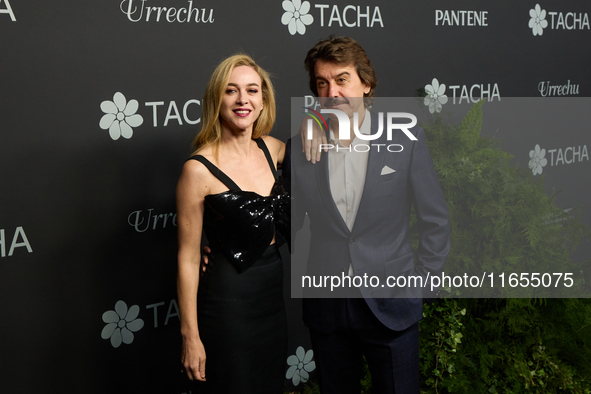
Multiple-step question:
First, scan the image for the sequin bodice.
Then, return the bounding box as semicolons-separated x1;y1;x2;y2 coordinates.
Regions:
189;139;290;273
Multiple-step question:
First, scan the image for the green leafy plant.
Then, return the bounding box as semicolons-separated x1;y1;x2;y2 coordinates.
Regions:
420;298;467;392
417;101;591;393
422;100;588;298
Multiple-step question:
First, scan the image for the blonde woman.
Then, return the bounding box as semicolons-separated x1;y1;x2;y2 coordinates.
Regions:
176;54;288;393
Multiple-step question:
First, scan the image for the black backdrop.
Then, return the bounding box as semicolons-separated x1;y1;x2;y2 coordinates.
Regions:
1;1;590;392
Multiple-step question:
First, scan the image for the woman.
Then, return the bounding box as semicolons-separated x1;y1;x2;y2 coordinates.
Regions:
176;54;289;393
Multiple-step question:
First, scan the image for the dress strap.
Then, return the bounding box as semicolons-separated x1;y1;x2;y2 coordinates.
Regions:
255;138;278;180
188;155;242;191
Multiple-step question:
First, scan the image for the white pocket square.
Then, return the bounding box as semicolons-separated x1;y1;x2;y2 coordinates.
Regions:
381;166;396;175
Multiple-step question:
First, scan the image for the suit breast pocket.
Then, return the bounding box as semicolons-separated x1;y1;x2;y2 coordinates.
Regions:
374;172;398;197
379;172;397;183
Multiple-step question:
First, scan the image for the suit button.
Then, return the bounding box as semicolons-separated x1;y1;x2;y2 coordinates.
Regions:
349;237;355;244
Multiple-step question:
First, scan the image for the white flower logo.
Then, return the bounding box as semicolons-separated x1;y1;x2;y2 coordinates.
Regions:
286;346;316;386
529;4;548;36
528;144;548;175
282;0;314;36
424;78;448;114
101;300;144;348
99;92;144;140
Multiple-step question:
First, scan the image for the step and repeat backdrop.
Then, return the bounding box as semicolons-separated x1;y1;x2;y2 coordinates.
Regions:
1;1;589;392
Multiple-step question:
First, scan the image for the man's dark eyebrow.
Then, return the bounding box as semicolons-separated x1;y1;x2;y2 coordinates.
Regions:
315;72;351;80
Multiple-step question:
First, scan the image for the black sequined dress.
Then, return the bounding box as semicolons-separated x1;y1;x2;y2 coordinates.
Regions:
188;138;290;393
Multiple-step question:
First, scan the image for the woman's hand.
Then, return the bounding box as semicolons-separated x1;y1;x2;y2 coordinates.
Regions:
181;336;207;381
201;245;212;274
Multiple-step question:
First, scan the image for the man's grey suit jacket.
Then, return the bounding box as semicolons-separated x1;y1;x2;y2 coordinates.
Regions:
286;111;450;332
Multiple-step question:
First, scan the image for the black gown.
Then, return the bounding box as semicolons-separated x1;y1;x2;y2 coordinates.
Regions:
188;138;290;394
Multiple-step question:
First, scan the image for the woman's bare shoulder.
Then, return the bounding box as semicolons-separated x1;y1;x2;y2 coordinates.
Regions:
179;150;216;190
261;136;286;165
261;135;285;153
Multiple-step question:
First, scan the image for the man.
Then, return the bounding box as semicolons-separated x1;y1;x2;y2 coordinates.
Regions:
285;36;450;393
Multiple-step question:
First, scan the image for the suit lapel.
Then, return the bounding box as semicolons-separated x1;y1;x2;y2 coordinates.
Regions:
355;112;387;227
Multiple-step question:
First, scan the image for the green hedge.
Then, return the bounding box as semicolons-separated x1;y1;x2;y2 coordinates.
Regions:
419;101;591;393
421;298;591;393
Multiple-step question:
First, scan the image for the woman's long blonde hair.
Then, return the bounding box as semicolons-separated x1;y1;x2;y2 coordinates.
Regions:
191;54;276;156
